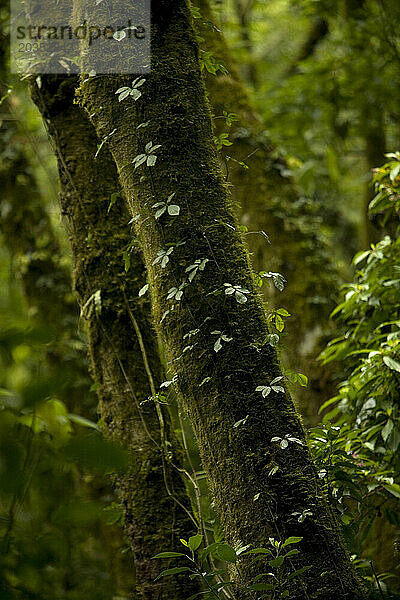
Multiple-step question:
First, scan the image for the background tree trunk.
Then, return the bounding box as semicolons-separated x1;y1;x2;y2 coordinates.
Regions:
233;0;258;87
345;0;386;247
195;0;340;422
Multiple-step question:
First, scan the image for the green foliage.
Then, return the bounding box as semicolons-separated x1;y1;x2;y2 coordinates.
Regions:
132;141;161;168
153;534;310;599
214;132;233;150
369;152;400;231
115;77;146;102
153;192;181;219
310;423;399;534
0;373;128;599
0;247;130;599
2;2;398;597
211;330;233;353
256;376;285;398
316;156;400;587
219;0;400;252
200;51;228;76
223;283;250;304
320;157;400;467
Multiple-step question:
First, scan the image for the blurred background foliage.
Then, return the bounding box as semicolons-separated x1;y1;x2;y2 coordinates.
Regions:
215;0;400;251
0;234;135;599
1;0;399;598
0;72;134;598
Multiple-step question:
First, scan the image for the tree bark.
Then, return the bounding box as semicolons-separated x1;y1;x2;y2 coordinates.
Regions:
29;73;199;600
77;1;366;597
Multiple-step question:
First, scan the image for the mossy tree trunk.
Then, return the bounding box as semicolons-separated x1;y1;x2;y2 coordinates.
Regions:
77;1;366;597
29;73;199;600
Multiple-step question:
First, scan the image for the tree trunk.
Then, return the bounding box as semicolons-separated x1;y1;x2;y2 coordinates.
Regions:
77;1;366;597
233;0;258;87
362;101;387;247
29;73;199;600
344;0;386;247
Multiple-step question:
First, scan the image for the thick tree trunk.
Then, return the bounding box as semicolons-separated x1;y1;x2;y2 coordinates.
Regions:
29;74;199;600
77;1;366;597
2;21;198;595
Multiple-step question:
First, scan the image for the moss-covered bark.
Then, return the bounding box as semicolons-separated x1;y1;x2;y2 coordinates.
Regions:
28;73;199;599
193;0;340;422
77;1;366;597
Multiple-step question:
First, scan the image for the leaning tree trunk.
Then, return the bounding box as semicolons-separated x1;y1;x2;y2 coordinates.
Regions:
77;1;366;597
194;0;340;422
2;14;199;594
29;73;199;600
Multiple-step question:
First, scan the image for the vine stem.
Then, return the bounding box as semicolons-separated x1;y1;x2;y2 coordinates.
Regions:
369;560;385;600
